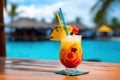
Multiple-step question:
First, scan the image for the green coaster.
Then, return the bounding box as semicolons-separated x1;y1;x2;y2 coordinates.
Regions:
56;70;89;76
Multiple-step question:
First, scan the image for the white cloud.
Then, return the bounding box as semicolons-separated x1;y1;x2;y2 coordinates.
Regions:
17;1;65;22
11;0;25;3
5;0;97;27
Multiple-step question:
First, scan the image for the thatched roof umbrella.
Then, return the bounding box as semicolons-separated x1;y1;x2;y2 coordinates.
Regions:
51;22;90;30
37;22;52;29
67;22;89;30
6;18;51;29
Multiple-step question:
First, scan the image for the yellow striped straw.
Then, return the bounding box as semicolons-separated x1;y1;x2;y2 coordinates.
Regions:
56;12;63;29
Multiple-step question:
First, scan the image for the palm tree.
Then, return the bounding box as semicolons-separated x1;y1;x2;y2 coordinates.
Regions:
0;0;6;56
91;0;120;27
111;17;120;30
52;12;58;24
41;18;46;23
75;17;81;23
8;3;18;22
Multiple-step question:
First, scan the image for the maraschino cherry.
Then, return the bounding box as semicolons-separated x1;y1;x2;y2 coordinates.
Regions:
72;25;79;34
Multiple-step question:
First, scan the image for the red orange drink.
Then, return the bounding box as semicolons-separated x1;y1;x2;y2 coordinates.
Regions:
60;35;82;72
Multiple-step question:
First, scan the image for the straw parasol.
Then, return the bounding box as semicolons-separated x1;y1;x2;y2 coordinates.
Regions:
67;22;89;30
97;25;112;32
50;22;89;31
6;18;51;29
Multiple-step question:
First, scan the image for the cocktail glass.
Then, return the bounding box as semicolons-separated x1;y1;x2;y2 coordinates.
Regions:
60;35;82;74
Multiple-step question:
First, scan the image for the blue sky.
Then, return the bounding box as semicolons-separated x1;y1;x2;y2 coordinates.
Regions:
5;0;98;27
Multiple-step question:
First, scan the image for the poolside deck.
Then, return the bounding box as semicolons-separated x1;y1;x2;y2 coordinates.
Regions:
0;57;120;80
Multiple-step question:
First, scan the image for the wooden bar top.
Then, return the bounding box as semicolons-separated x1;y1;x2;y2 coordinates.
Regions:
0;57;120;80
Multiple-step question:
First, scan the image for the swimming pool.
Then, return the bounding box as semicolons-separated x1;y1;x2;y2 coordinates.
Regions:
6;40;120;63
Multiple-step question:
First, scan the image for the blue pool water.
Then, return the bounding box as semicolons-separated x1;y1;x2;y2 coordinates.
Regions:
6;40;120;63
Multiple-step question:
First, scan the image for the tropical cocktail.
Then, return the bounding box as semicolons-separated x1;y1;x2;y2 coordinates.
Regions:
60;35;82;74
50;25;82;74
60;35;82;70
50;8;88;75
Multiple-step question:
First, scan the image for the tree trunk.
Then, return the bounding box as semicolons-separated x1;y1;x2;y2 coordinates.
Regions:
0;0;6;57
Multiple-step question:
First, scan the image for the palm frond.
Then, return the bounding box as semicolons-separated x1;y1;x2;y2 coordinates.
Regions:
91;0;102;13
8;3;19;22
93;0;114;26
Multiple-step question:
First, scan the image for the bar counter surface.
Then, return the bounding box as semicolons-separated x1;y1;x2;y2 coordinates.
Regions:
0;57;120;80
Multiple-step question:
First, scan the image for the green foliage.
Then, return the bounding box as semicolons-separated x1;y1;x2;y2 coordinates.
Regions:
52;12;58;23
8;3;18;22
41;18;46;23
52;12;82;24
75;17;81;23
111;17;120;30
91;0;120;29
